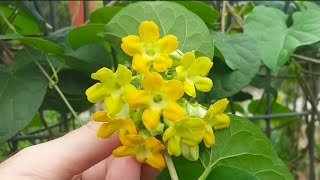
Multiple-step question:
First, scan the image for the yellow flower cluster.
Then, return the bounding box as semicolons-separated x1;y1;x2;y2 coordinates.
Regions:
86;21;230;170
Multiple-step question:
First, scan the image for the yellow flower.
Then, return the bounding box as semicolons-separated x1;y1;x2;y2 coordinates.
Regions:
176;51;213;98
163;117;205;157
121;21;178;73
113;134;165;170
202;98;230;147
92;111;137;138
128;72;184;130
85;65;136;115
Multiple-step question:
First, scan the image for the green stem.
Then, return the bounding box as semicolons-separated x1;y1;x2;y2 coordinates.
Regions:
164;151;179;180
26;50;83;125
198;167;211;180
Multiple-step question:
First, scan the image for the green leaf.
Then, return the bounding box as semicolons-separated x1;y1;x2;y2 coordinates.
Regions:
175;1;219;29
0;5;41;35
0;50;48;142
62;43;112;73
158;115;293;180
244;6;320;73
0;34;63;54
18;37;64;54
205;32;261;99
90;6;123;24
104;1;214;59
67;24;105;49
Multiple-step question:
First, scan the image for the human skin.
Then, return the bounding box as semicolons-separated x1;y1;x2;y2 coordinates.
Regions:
0;122;159;180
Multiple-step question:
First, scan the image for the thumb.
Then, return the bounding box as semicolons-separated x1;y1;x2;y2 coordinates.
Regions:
0;122;121;179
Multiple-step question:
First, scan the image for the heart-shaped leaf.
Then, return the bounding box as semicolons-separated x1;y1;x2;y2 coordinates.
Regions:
103;1;214;59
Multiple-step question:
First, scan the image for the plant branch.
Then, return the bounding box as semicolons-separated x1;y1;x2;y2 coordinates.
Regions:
225;2;244;29
26;49;83;125
292;54;320;64
164;151;179;180
221;1;226;33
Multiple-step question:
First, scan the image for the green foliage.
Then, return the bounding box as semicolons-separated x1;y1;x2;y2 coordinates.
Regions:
175;1;219;29
90;6;123;24
104;1;214;59
244;5;320;73
67;24;105;49
0;50;48;142
158;115;293;180
207;32;261;99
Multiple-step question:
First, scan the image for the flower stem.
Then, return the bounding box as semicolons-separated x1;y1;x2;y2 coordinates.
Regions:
164;151;179;180
197;167;211;180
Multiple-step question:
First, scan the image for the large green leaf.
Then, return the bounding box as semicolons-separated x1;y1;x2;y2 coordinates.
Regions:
175;1;219;29
158;115;293;180
244;6;320;73
104;1;214;59
67;24;105;49
203;32;261;99
0;50;48;142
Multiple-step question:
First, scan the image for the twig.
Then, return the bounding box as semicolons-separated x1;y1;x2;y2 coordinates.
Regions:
292;54;320;64
164;151;179;180
39;109;54;137
221;1;226;33
225;2;244;29
0;9;17;33
26;49;83;125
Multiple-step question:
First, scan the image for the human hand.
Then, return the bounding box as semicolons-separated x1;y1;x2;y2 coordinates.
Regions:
0;122;159;180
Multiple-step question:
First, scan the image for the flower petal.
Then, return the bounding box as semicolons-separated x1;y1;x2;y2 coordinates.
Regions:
161;80;184;100
92;111;111;122
113;146;135;157
146;152;166;170
142;108;161;130
143;72;164;91
207;98;229;115
184;81;196;98
145;137;165;151
203;125;215;147
104;95;124;115
139;21;159;42
91;67;114;83
157;35;178;54
168;135;181;156
213;114;230;130
96;123;119;139
194;77;213;92
128;90;150;109
163;125;175;142
115;64;132;85
188;57;213;77
132;54;151;74
162;101;184;121
152;55;172;72
121;35;142;56
180;51;195;69
86;83;110;103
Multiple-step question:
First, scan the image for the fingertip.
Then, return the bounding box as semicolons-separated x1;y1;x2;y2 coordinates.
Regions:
106;156;141;180
141;164;161;180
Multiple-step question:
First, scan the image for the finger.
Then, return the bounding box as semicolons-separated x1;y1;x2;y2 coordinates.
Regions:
77;156;113;180
141;164;161;180
0;122;121;179
105;156;141;180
